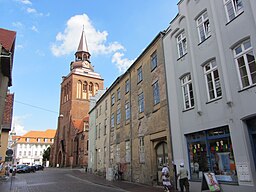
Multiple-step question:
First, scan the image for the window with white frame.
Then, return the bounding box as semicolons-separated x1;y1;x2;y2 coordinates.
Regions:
111;93;115;105
116;144;120;163
151;51;158;70
125;102;130;120
111;113;115;128
234;39;256;88
139;136;145;163
125;79;130;93
153;81;160;105
177;31;187;58
224;0;243;22
181;74;194;110
137;66;143;83
117;105;121;125
125;141;131;163
204;60;222;101
197;11;210;43
117;88;121;100
138;92;144;113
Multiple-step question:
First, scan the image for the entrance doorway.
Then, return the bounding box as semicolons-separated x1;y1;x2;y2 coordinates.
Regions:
247;117;256;168
156;142;169;184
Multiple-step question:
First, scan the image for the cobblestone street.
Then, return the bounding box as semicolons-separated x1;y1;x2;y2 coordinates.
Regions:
0;168;171;192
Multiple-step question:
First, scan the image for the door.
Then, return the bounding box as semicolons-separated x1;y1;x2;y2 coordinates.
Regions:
247;117;256;168
156;142;169;184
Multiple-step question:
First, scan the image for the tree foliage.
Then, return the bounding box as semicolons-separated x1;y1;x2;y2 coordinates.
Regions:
43;146;51;161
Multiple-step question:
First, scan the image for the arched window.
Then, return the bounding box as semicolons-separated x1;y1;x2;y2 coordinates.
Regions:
77;81;82;99
82;81;88;99
95;83;99;93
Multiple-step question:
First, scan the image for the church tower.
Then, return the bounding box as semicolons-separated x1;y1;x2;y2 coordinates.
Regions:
51;29;104;167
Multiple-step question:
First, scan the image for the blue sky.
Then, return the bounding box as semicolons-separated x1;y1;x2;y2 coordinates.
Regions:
1;0;178;135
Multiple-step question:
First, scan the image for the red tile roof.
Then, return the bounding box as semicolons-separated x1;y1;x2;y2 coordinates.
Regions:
16;129;56;144
2;93;14;131
0;28;16;52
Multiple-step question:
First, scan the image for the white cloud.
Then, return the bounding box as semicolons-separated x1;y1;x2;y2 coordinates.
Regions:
12;22;23;28
51;14;124;57
12;116;28;136
31;25;38;32
16;0;32;5
112;52;135;74
35;49;45;56
27;7;36;13
16;44;24;49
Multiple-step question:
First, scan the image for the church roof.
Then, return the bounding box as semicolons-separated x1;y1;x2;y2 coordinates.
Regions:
77;29;89;53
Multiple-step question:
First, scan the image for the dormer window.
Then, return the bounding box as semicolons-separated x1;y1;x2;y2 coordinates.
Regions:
44;138;48;142
37;138;41;142
26;138;30;142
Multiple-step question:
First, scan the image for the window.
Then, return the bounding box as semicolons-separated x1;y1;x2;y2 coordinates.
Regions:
234;40;256;89
117;105;121;125
187;126;237;183
138;92;144;113
137;66;143;83
224;0;243;22
105;99;108;111
197;11;210;43
153;81;160;105
95;125;98;138
28;151;31;156
98;123;101;138
117;88;121;100
110;145;114;162
204;61;222;101
35;151;37;156
111;114;115;128
44;138;48;142
177;31;187;58
125;102;130;120
151;51;158;70
99;105;102;116
104;118;107;135
82;81;87;99
77;81;82;99
104;147;107;164
19;151;22;156
26;138;30;142
181;74;194;110
111;94;115;105
125;79;130;93
139;137;145;163
89;82;93;93
125;141;131;163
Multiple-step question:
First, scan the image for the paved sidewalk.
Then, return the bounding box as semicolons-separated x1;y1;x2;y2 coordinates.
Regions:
71;169;176;192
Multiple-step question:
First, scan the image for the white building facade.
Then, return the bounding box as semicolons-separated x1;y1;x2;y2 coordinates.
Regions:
12;130;56;165
163;0;256;191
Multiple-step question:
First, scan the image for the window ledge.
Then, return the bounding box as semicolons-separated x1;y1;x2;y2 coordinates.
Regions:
177;52;188;61
238;84;256;92
182;107;195;113
226;11;244;26
198;35;211;46
206;97;222;104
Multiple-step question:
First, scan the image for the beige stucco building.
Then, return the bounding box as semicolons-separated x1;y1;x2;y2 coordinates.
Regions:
89;32;173;186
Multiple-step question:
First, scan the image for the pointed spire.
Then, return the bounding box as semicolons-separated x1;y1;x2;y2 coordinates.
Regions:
77;26;89;53
75;26;91;62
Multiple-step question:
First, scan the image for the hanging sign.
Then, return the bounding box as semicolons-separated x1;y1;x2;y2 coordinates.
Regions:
201;172;221;192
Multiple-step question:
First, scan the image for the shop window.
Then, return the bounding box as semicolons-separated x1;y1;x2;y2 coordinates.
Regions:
186;126;238;183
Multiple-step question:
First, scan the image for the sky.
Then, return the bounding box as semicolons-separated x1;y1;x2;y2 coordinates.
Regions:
0;0;178;136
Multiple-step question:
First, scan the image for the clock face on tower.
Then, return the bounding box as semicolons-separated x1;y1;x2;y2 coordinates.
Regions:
82;61;90;68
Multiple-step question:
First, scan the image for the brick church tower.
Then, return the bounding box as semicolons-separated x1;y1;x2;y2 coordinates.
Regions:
51;29;104;167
